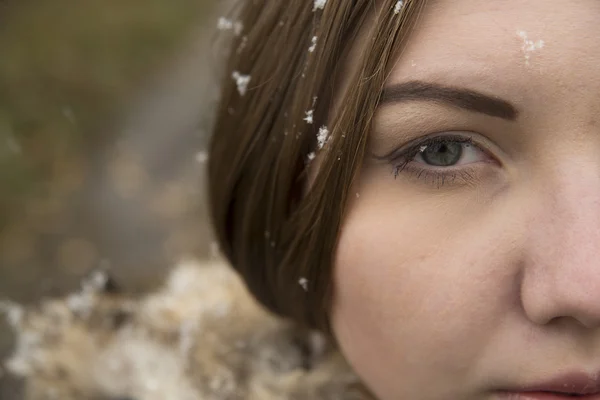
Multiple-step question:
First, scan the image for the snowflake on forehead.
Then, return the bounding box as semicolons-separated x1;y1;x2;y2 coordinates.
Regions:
517;30;544;65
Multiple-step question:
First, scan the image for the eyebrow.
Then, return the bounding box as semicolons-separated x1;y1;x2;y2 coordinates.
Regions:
380;80;519;121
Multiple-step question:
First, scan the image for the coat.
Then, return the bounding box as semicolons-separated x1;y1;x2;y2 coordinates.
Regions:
1;259;372;400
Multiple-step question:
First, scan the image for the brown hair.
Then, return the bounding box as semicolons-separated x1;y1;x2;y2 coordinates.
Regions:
208;0;426;334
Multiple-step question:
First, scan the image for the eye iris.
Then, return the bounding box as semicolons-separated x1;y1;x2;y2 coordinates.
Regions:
421;142;463;166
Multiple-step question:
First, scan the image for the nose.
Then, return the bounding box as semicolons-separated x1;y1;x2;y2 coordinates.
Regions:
520;161;600;328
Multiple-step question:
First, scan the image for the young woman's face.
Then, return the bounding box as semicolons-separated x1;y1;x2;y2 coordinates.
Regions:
331;1;600;399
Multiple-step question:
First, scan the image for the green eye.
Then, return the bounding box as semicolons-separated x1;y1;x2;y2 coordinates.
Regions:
420;142;464;167
387;134;494;189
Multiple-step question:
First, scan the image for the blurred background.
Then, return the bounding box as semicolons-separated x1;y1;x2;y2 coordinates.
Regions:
0;0;223;395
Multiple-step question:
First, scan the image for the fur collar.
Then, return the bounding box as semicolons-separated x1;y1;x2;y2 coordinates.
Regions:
1;260;372;400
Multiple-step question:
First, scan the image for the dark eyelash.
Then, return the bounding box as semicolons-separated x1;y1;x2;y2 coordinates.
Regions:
390;134;475;176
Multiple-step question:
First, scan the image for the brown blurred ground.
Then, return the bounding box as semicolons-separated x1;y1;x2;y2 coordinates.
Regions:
0;0;227;388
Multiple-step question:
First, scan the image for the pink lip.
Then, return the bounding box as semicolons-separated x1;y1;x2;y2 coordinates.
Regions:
499;372;600;399
506;393;600;400
522;372;600;394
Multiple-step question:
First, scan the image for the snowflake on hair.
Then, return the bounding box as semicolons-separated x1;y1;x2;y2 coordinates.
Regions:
313;0;327;12
393;0;404;14
308;36;318;53
304;109;314;124
195;150;209;163
298;277;309;291
217;17;233;30
217;17;243;36
232;71;251;96
317;126;329;149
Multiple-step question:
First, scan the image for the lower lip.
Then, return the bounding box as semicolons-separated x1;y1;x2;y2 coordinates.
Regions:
503;393;600;400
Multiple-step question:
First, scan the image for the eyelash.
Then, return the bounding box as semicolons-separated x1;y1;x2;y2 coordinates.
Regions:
389;134;491;188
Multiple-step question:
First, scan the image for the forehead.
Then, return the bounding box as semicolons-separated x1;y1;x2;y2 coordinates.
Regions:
387;0;600;105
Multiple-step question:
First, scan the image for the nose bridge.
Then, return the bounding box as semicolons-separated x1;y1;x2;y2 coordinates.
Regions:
543;160;600;264
522;158;600;327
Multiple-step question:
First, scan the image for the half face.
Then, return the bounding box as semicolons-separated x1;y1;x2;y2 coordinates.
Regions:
331;1;600;399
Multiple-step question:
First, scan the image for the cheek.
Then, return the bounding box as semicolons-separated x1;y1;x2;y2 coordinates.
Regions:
329;184;517;399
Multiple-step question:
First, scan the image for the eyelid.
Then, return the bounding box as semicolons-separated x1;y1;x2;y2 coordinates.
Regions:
379;132;503;189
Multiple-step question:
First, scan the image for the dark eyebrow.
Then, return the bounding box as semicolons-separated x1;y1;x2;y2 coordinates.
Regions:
380;80;519;121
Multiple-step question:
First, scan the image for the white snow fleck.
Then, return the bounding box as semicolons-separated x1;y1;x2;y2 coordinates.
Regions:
313;0;327;12
0;300;24;328
65;269;110;318
232;71;251;96
195;151;209;163
393;0;404;14
89;270;108;291
217;18;243;36
317;125;329;149
517;30;544;65
419;145;428;153
217;17;233;30
298;277;308;291
167;260;203;294
356;192;360;198
304;109;314;124
308;36;318;53
307;152;316;162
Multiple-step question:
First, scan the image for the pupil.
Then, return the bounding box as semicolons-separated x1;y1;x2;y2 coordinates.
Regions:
422;142;462;166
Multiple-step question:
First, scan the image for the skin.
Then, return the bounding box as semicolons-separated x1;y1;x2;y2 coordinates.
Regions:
330;1;600;399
